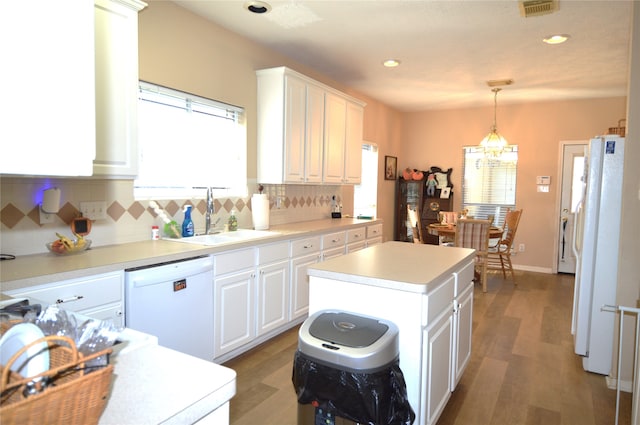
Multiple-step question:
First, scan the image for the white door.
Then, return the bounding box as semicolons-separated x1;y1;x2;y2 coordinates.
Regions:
558;143;586;273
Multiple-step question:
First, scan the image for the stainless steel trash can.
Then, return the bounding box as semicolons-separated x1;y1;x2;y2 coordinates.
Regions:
292;310;414;425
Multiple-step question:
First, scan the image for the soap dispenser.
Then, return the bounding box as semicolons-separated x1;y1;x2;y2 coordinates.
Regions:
182;205;194;237
228;209;238;231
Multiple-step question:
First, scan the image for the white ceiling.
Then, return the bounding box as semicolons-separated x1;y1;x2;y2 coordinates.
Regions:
171;0;633;112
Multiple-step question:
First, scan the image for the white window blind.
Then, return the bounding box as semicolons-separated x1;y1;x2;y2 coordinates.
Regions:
135;81;247;200
462;146;518;225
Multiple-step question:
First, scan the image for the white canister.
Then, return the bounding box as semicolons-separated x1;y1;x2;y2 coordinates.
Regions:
252;194;270;230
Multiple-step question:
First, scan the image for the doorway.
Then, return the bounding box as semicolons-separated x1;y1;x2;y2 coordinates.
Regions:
557;143;587;274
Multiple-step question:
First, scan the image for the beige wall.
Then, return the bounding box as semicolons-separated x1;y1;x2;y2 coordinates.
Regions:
140;1;628;271
138;0;406;243
403;98;627;271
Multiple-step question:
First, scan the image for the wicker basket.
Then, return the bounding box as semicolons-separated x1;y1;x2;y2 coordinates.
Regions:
607;119;626;137
0;331;113;425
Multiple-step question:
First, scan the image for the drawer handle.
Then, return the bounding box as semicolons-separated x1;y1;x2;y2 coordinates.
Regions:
303;244;314;249
56;295;84;304
331;238;341;243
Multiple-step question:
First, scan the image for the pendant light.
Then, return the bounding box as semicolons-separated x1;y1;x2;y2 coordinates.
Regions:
480;87;509;158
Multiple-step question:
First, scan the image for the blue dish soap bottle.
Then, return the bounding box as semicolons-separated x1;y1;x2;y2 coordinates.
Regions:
182;205;194;237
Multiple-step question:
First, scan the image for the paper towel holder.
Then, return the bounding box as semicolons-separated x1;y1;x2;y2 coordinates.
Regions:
40;187;61;224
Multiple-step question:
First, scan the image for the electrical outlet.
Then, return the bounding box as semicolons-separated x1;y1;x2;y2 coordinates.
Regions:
80;201;107;220
39;209;56;224
275;197;282;209
519;243;525;252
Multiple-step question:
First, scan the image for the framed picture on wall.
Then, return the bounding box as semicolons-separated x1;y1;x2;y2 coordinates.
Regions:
440;187;451;199
385;156;397;180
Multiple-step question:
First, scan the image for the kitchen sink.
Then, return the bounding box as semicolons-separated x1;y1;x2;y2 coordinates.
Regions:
165;229;280;246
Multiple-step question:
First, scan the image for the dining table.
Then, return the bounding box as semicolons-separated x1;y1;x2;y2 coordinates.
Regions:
427;223;504;239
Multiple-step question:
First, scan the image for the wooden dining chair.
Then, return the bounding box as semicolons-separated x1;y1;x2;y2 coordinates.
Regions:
407;205;423;243
455;218;492;292
487;209;523;284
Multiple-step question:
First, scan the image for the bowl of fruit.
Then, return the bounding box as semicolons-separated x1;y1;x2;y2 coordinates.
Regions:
46;233;91;255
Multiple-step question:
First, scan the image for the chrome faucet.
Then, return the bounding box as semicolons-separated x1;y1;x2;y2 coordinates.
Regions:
205;187;215;235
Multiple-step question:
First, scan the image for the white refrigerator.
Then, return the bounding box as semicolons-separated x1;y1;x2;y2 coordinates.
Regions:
571;135;625;375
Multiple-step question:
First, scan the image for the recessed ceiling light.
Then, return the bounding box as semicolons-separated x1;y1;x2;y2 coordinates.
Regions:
244;1;271;14
543;34;570;45
383;59;401;68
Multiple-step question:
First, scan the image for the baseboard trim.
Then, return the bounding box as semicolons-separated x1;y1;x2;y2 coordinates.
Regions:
513;264;553;274
606;375;634;393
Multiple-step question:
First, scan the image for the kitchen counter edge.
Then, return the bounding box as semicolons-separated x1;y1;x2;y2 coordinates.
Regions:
0;218;382;292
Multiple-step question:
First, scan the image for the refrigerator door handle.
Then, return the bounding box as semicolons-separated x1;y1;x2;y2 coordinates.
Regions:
571;199;583;259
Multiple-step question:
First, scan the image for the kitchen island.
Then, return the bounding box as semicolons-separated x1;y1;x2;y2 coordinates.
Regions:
307;242;476;425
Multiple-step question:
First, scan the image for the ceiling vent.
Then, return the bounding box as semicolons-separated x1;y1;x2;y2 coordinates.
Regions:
519;0;558;17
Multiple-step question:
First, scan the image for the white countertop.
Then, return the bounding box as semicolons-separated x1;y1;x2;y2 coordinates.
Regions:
307;242;475;293
101;344;236;425
0;218;381;292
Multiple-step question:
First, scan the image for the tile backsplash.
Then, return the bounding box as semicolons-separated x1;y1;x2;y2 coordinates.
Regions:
0;177;345;256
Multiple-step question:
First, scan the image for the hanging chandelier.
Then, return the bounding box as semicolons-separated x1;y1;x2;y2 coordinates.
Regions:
480;87;509;158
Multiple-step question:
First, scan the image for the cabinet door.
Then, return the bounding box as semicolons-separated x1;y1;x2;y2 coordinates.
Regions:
395;179;425;242
422;195;453;245
256;259;290;336
344;101;364;184
80;304;124;328
283;75;307;182
323;92;347;183
93;0;144;177
214;269;255;357
291;253;320;320
305;83;325;183
422;309;453;425
452;282;473;389
0;1;95;176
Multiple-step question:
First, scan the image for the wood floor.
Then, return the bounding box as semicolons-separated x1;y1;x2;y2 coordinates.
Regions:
223;271;632;425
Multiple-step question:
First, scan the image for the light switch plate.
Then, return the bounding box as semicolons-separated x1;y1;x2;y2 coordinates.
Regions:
80;201;107;220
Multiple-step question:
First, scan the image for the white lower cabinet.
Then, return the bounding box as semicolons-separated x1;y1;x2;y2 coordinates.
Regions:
290;236;322;321
346;227;367;253
213;248;255;359
422;307;454;425
366;223;383;246
256;242;290;336
321;231;346;260
452;282;473;388
4;271;125;327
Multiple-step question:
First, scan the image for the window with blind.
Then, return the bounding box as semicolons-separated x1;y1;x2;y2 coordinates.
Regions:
134;81;247;200
462;146;518;226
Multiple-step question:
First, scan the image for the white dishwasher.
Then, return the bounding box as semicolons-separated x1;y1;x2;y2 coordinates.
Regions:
125;255;215;361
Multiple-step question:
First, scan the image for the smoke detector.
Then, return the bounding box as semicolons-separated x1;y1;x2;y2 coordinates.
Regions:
519;0;558;17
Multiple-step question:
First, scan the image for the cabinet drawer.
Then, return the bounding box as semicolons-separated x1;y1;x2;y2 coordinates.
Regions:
366;223;383;239
424;275;455;325
214;248;256;275
453;260;475;297
7;271;123;312
257;241;289;264
346;227;366;244
291;236;321;257
322;231;345;250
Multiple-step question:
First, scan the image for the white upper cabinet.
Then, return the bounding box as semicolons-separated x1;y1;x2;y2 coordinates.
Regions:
0;0;145;178
256;66;365;185
323;93;365;184
0;1;96;176
93;0;146;178
344;101;364;184
322;93;347;184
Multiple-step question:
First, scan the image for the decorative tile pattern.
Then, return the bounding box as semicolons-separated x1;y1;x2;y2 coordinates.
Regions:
107;202;126;222
1;203;24;229
0;178;347;256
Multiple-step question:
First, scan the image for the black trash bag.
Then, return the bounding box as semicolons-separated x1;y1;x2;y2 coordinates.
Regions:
292;351;415;425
